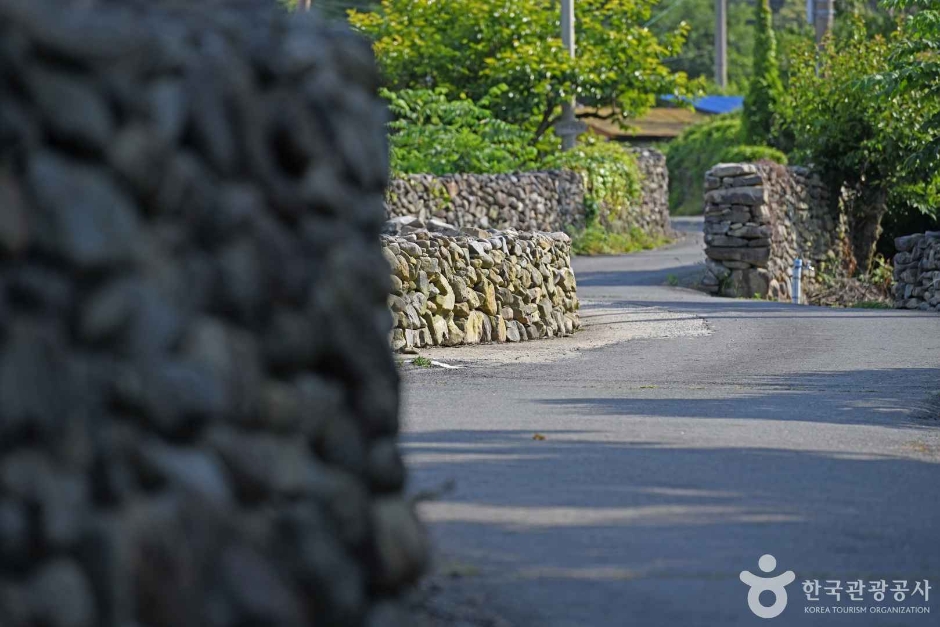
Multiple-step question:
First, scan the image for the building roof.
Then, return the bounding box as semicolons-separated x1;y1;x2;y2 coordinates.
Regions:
579;106;708;141
660;94;745;115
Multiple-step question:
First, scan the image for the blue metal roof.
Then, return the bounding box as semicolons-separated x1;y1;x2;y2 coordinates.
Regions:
660;95;744;115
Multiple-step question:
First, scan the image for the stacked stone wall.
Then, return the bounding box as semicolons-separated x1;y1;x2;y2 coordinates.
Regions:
385;149;672;239
383;219;580;352
893;232;940;311
0;2;425;626
702;163;847;300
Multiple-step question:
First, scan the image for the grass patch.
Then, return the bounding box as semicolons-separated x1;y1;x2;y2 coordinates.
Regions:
851;300;893;309
665;274;679;287
570;224;670;256
411;356;433;367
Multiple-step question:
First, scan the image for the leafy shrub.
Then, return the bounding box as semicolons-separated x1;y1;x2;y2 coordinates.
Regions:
666;116;788;215
665;116;743;215
541;139;642;224
718;145;787;165
383;88;538;175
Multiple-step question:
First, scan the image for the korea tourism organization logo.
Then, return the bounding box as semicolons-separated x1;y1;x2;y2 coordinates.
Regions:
739;554;931;619
740;554;796;618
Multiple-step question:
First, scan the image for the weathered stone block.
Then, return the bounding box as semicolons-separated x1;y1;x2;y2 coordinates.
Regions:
705;246;771;267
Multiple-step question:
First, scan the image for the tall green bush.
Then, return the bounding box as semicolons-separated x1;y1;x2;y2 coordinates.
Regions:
665;116;787;215
743;0;783;145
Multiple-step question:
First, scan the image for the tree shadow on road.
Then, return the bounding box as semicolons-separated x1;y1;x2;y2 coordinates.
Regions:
402;427;940;626
532;370;940;429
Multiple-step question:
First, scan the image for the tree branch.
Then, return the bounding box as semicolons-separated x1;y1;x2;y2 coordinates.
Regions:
532;102;560;144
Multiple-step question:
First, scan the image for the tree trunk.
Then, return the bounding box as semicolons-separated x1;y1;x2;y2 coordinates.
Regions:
847;185;887;276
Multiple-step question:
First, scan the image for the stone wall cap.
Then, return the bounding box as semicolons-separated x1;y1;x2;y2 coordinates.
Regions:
709;163;758;178
895;233;925;252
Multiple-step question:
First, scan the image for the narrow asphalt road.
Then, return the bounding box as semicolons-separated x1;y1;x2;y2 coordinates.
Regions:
401;218;940;626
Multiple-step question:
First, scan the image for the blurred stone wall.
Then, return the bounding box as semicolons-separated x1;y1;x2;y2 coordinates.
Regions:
385;149;672;240
383;218;580;352
701;163;848;301
0;1;426;626
893;232;940;311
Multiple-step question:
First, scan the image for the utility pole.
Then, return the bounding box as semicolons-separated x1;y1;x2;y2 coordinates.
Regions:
813;0;834;45
715;0;727;89
555;0;586;151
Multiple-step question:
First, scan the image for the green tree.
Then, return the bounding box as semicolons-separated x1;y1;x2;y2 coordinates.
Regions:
349;0;700;141
383;88;539;174
743;0;784;144
776;21;938;271
880;0;940;184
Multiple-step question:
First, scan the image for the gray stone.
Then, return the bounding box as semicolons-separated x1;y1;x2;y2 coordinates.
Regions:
705;186;767;206
0;170;29;255
27;65;114;150
709;163;758;178
181;316;262;424
370;497;429;590
705;234;748;247
276;503;366;624
107;124;170;196
80;278;185;357
27;560;97;627
728;224;771;239
0;449;88;549
314;411;367;476
0;580;29;627
207;425;314;501
367;437;406;494
731;174;763;187
0;499;29;566
895;233;924;252
365;600;408;627
136;439;232;505
145;78;189;144
217;545;306;626
705;246;770;267
28;152;142;269
262;307;322;371
0;319;69;439
117;359;227;436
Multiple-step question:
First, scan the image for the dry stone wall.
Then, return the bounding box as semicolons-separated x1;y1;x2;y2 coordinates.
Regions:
893;232;940;311
597;147;671;240
383;218;581;352
0;2;425;626
701;163;846;300
386;170;583;233
385;149;671;239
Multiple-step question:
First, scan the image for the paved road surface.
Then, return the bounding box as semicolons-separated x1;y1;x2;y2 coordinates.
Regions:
401;218;940;626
